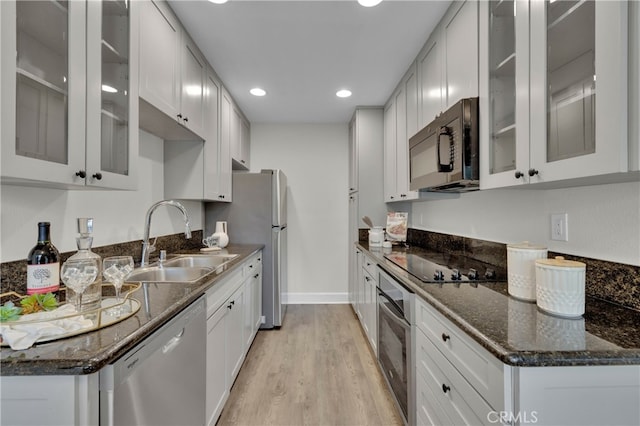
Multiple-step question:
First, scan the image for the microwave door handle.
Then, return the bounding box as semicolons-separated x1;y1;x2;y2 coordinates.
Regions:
437;126;454;172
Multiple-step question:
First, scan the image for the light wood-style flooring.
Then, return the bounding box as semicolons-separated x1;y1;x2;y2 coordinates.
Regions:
217;304;403;426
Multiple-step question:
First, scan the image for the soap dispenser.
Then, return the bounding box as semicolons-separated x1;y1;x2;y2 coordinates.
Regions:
66;218;102;311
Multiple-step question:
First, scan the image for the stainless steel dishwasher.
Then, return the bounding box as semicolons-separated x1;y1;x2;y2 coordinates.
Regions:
100;297;206;426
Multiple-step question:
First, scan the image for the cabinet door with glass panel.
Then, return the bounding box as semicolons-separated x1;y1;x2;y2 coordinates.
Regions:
85;0;138;189
480;0;530;189
529;0;628;183
1;0;87;186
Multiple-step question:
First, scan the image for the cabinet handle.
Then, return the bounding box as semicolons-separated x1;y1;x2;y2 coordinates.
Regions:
441;333;450;342
442;384;451;394
177;113;182;120
390;196;395;199
514;171;524;179
92;172;102;180
528;168;539;177
219;195;225;199
75;170;86;178
365;276;371;282
253;273;259;279
241;160;245;164
183;117;188;123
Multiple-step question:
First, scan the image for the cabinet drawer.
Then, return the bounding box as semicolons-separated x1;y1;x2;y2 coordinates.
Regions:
362;254;378;279
243;253;262;278
415;298;504;410
416;362;453;426
416;329;495;426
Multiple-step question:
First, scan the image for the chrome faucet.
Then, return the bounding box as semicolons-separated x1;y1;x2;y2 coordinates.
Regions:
140;200;192;267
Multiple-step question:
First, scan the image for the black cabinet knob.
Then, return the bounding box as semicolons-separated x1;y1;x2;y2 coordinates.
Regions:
253;273;259;279
75;170;86;178
177;113;182;119
528;168;539;177
441;333;450;342
514;171;524;179
183;117;188;123
92;172;102;180
442;384;451;394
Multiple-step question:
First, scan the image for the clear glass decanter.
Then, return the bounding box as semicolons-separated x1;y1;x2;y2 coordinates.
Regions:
65;218;102;311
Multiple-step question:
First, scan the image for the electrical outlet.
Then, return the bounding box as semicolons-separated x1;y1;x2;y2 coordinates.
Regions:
260;315;266;324
551;213;568;241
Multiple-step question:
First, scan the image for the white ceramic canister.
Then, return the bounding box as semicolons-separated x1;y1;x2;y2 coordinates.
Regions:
213;221;229;248
507;241;547;301
368;226;384;248
535;256;586;318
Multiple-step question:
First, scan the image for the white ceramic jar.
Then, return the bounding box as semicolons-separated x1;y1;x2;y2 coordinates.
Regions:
535;256;586;318
507;241;547;301
368;226;384;247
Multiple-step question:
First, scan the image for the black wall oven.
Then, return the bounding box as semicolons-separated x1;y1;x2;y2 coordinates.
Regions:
377;267;414;426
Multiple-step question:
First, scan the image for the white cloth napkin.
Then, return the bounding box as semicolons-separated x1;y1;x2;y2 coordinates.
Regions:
0;304;94;350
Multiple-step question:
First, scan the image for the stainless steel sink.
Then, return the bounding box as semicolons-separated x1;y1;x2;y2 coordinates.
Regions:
163;254;238;269
127;266;213;283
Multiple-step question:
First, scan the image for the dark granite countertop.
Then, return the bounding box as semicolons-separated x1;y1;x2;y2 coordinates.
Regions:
0;244;263;376
358;242;640;367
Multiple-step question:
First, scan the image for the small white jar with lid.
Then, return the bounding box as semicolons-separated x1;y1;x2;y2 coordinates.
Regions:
507;241;547;301
535;256;586;318
368;226;384;247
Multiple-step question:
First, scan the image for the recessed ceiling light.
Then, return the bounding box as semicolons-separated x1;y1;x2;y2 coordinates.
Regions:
358;0;382;7
250;88;266;97
208;0;228;4
336;89;352;98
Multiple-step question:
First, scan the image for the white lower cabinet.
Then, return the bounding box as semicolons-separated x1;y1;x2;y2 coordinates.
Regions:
414;296;640;426
0;374;99;425
352;252;378;355
206;251;263;426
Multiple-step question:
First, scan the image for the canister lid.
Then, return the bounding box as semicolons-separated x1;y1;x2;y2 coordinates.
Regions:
507;241;547;250
535;256;585;269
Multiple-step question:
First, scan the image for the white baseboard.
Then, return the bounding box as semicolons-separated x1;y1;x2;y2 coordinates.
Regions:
284;292;349;304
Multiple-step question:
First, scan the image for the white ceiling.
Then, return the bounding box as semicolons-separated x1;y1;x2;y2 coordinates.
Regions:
168;0;451;123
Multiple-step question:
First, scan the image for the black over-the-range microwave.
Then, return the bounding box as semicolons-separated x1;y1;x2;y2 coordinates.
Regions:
408;97;479;192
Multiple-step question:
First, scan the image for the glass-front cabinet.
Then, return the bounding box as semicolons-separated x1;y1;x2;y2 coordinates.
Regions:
480;0;630;189
1;0;138;189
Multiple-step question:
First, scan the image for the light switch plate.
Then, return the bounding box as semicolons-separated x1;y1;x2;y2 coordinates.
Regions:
551;213;568;241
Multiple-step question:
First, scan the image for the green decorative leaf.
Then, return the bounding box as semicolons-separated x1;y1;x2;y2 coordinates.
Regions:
0;301;23;322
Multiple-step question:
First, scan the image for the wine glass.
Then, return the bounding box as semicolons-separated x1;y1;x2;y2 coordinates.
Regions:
103;256;134;317
61;258;99;313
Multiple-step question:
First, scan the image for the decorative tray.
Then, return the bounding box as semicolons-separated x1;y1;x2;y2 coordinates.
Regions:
0;283;141;349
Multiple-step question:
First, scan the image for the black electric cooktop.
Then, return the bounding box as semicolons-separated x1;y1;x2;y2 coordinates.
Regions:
383;251;507;284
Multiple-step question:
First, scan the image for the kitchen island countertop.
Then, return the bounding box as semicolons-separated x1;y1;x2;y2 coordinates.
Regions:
0;244;263;376
358;242;640;367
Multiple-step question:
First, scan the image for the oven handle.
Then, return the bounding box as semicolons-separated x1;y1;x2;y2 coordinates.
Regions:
378;293;410;329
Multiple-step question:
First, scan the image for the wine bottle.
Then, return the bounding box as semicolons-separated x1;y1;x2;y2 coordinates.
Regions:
26;222;60;295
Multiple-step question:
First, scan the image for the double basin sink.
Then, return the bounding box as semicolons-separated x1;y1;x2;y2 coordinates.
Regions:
127;254;238;283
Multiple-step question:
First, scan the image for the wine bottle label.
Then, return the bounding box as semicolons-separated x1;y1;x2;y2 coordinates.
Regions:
26;263;60;294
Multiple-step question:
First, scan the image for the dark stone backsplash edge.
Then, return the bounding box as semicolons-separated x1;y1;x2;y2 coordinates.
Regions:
1;231;204;294
358;228;640;312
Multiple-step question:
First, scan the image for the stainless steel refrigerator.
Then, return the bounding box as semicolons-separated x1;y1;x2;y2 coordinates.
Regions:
205;169;287;328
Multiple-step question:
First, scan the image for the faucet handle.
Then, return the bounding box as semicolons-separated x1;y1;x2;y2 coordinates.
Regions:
147;237;158;254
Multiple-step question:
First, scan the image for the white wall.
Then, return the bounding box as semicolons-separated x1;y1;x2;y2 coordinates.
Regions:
0;130;204;263
411;181;640;266
249;123;349;303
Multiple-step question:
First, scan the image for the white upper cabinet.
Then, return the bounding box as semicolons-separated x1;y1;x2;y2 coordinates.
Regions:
418;33;443;130
481;0;634;189
86;0;139;190
1;0;138;189
230;102;250;171
139;0;180;121
443;0;479;107
165;66;231;202
179;32;206;139
139;0;205;140
384;64;420;202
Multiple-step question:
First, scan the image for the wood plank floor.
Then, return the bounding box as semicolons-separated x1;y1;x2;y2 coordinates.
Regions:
217;304;403;426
